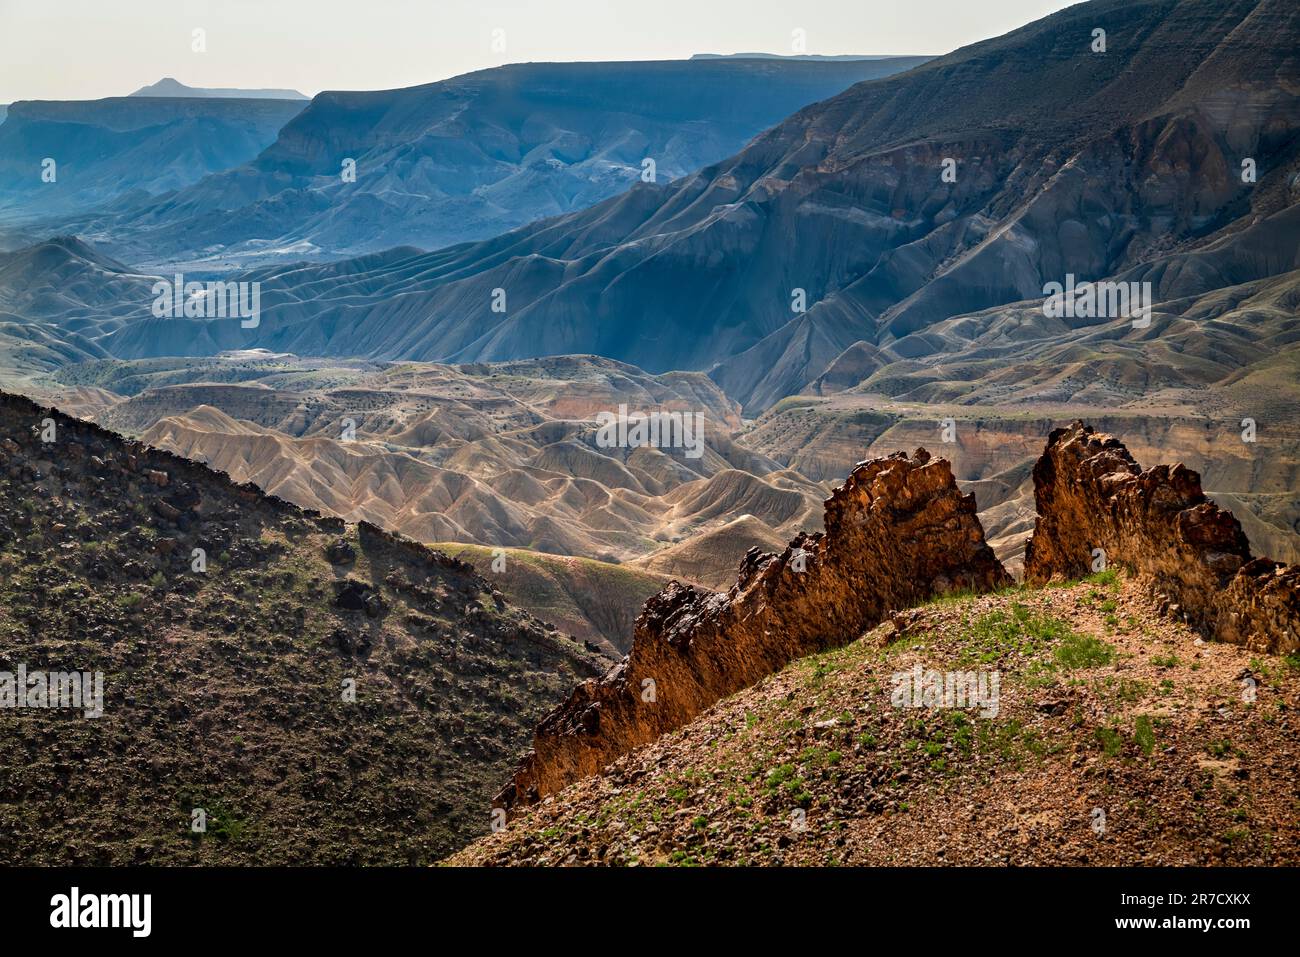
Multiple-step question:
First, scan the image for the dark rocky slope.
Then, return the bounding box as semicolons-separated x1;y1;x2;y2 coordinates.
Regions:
0;390;608;864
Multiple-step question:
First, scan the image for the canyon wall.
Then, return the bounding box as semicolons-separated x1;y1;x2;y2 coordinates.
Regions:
1024;422;1299;654
497;448;1010;810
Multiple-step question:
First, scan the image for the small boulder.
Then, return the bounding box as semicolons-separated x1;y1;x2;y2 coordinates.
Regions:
334;579;383;618
330;626;373;655
326;539;357;566
153;500;181;522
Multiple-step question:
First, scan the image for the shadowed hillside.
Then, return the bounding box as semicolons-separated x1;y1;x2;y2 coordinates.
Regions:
0;389;608;864
430;543;680;656
69;0;1295;401
56;56;928;270
0;96;305;221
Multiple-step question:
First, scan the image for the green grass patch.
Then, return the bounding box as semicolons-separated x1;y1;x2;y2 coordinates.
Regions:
1085;569;1120;587
1053;632;1116;670
1134;714;1156;755
956;602;1075;664
1095;726;1124;757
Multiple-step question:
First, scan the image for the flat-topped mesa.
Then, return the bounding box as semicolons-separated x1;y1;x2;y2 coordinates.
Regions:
497;447;1010;811
1024;422;1300;654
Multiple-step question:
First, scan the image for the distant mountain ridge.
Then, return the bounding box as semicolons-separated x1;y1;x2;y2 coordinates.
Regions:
55;56;930;269
0;96;305;221
690;53;918;60
74;0;1298;412
130;77;308;99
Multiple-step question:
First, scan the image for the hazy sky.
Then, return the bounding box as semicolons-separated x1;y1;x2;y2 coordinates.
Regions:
0;0;1079;103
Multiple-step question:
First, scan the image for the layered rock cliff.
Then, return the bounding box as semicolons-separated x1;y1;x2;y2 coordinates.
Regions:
1025;422;1299;654
497;448;1010;810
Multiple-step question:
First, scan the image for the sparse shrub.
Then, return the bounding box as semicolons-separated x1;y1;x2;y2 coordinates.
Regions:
1054;632;1115;669
1208;739;1238;759
1095;725;1124;757
1085;569;1119;587
1134;714;1155;755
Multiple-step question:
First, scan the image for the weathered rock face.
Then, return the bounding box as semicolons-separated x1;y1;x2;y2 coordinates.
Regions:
1024;422;1299;654
497;448;1010;810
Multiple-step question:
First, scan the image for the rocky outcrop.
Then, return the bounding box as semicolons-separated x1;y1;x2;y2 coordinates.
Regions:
1024;422;1299;654
497;448;1010;810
